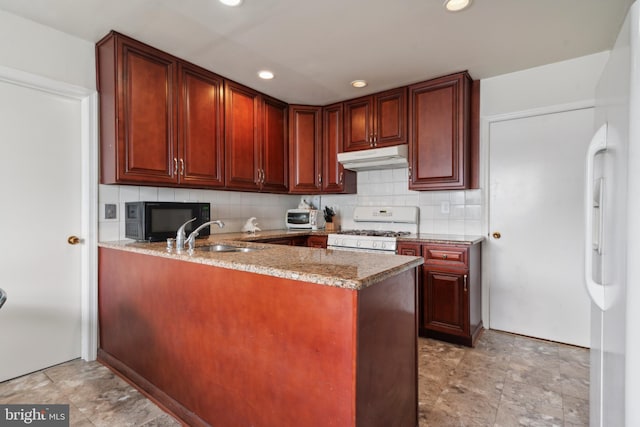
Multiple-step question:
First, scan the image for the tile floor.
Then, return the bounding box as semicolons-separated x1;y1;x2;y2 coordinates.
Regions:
0;330;589;426
418;330;589;426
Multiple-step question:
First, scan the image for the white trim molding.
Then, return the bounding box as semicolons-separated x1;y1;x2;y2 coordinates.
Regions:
0;65;99;361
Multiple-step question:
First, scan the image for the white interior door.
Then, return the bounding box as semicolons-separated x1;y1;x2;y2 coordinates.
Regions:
0;80;83;381
488;107;593;347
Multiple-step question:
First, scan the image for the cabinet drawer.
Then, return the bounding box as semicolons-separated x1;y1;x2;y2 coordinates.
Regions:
423;245;468;267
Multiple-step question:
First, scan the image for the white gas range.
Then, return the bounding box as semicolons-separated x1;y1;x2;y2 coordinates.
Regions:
326;206;419;254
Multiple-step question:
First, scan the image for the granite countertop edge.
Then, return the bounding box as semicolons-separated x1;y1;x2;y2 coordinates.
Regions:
398;234;486;245
99;236;423;291
98;230;483;290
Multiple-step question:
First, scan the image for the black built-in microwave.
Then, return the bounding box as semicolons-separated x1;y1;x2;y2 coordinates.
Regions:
125;202;211;242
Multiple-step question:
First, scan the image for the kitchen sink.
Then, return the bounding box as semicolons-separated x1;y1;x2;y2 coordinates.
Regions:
196;244;262;253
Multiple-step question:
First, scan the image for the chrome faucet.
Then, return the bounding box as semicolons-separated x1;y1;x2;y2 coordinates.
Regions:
175;217;197;250
181;219;225;250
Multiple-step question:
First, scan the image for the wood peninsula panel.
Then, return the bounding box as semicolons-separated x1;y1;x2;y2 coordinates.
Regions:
98;248;417;427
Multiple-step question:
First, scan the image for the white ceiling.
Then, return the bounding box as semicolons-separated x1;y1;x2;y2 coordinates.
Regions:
0;0;632;105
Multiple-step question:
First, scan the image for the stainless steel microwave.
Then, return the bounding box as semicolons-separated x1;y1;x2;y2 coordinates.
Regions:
125;201;211;242
286;209;325;230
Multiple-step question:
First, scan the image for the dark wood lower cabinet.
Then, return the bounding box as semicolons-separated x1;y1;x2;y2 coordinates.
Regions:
398;241;482;347
252;236;308;246
306;235;328;248
423;269;468;337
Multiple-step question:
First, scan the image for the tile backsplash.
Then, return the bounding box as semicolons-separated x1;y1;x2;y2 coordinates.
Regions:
98;168;484;242
320;168;483;236
98;185;301;242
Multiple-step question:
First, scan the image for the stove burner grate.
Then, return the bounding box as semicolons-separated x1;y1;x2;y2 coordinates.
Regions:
337;230;411;238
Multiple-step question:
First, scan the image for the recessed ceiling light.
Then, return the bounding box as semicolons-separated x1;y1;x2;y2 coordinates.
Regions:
351;80;368;88
258;70;274;80
444;0;472;12
219;0;242;6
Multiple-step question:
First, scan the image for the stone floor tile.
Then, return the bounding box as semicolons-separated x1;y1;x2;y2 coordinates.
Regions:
563;395;589;426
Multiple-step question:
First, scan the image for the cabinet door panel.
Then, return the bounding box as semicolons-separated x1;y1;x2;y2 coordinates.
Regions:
289;106;321;193
179;65;224;187
409;72;470;190
119;42;176;183
423;269;468;336
262;97;288;192
344;98;372;151
225;82;260;190
323;103;356;193
375;88;407;146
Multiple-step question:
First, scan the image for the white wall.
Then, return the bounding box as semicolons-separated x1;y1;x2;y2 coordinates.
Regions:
0;10;95;89
481;51;609;117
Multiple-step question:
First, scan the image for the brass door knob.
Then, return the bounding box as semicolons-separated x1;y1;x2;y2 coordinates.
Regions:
492;232;501;239
67;236;81;245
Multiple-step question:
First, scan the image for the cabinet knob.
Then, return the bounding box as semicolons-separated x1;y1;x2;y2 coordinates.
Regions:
442;254;448;259
492;231;501;239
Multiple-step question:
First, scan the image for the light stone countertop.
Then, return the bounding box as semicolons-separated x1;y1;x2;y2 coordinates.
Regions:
99;230;423;290
398;234;485;245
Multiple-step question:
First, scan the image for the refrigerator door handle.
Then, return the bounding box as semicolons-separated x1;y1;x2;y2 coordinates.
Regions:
584;123;608;310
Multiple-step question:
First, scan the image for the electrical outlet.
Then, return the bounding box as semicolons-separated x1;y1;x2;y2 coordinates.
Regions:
440;201;450;215
105;203;117;220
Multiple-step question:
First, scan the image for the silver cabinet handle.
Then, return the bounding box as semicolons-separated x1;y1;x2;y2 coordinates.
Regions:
464;274;468;292
173;158;178;175
318;174;322;184
180;158;185;176
261;169;265;184
339;171;344;184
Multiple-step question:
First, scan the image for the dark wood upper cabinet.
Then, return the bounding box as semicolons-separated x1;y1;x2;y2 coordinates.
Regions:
408;71;472;190
261;96;289;193
288;104;356;194
98;31;224;188
178;63;225;188
224;81;262;191
323;103;356;193
225;81;288;192
97;32;477;194
343;87;407;152
289;105;322;193
97;32;177;185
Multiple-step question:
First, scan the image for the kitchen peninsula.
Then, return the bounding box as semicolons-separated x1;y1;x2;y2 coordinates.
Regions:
98;232;423;427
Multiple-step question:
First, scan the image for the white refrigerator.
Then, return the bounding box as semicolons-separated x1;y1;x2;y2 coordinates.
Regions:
585;1;640;425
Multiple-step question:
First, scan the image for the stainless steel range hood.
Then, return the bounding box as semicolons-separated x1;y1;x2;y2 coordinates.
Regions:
338;144;408;171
